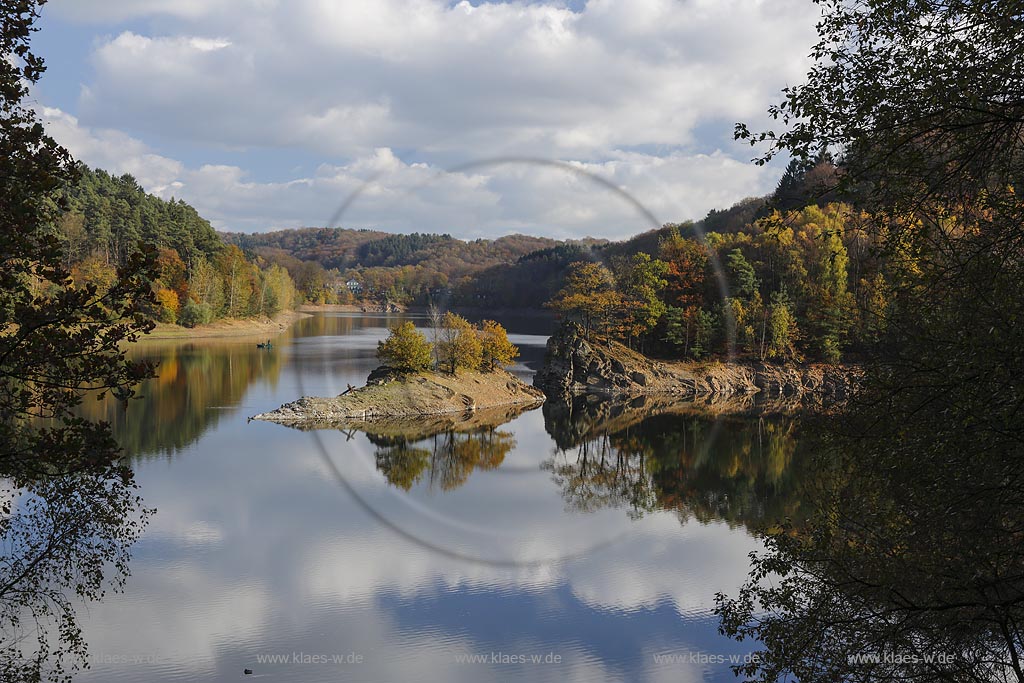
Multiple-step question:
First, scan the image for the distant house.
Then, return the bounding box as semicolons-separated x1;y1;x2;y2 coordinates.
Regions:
346;279;363;295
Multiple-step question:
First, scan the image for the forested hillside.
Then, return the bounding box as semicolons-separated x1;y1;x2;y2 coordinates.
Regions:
222;226;579;305
223;228;560;273
58;165;222;268
221;227;390;270
58;158;880;364
212;156;880;364
57;165;297;326
55;156;877;364
466;157;880;364
541;201;883;363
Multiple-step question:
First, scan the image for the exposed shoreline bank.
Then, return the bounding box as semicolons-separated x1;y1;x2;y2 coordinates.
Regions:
140;310;310;342
534;323;859;406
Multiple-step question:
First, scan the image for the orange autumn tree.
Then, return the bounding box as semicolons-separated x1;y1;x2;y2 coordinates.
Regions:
546;261;622;338
658;226;712;356
156;247;188;303
658;226;708;310
70;254;118;295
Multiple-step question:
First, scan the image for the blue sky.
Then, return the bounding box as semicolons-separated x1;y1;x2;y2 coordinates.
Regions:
33;0;818;238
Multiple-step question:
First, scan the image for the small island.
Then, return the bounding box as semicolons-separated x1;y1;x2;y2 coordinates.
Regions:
252;314;544;426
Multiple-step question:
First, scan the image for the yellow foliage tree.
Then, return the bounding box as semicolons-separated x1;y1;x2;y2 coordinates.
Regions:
478;319;519;371
70;254;118;295
155;288;180;324
377;321;433;372
437;312;483;374
546;261;622;338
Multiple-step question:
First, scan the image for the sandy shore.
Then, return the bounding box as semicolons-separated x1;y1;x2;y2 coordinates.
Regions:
140;310;310;342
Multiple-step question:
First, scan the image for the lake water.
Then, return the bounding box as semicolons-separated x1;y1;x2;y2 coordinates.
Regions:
67;312;799;682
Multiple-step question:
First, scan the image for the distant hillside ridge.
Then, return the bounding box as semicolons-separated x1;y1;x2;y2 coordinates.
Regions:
216;153;838;312
221;227;567;274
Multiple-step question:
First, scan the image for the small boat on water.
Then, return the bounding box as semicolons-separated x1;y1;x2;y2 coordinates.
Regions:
256;340;273;349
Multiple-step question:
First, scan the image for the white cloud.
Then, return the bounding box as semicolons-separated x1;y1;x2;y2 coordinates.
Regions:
37;0;813;236
43;106;775;236
40;107;184;193
57;0;816;161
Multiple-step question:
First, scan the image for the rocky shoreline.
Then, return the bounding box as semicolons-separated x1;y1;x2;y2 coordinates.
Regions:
253;324;857;427
251;367;545;426
533;323;858;405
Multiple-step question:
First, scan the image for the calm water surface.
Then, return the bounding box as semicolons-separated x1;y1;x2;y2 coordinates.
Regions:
72;312;798;682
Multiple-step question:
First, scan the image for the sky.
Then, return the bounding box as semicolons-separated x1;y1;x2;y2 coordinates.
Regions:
31;0;820;239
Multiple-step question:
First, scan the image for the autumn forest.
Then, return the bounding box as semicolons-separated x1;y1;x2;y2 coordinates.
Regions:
59;154;888;367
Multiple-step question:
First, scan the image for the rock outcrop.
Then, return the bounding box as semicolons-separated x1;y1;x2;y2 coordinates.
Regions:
534;323;857;405
253;368;545;426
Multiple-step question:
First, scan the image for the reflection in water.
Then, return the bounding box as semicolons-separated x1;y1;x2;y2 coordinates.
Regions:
542;396;805;529
86;341;284;459
314;391;807;534
719;411;1024;681
27;313;811;682
5;327;296;679
373;427;515;491
1;468;151;682
81;313;410;460
292;405;533;492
